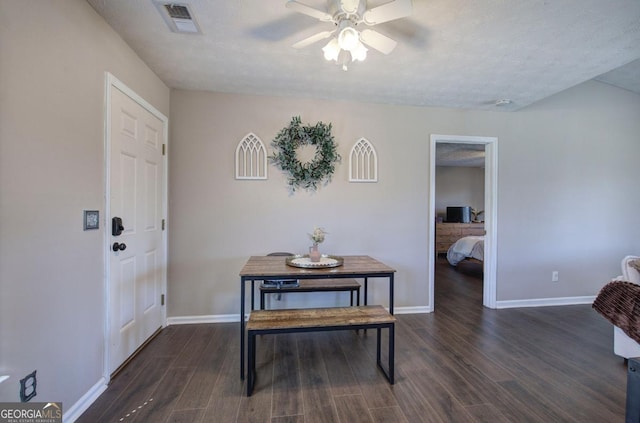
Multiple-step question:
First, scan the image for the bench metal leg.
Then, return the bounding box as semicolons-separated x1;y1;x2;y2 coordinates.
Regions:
260;291;265;310
248;323;394;396
377;327;381;363
247;331;256;396
389;323;395;383
374;324;395;385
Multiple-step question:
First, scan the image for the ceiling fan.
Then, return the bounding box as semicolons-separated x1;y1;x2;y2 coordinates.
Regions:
286;0;412;69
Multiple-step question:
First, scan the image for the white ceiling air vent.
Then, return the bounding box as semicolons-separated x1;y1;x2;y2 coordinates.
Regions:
154;2;201;34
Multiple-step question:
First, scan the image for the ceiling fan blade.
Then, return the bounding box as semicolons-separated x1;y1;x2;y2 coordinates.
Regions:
286;1;333;22
360;29;398;54
292;30;336;49
363;0;412;25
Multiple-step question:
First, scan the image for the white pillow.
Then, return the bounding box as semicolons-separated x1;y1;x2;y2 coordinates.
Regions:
621;255;640;285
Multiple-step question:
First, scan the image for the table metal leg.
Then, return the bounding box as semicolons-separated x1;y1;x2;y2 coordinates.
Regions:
240;278;245;379
251;280;255;311
389;273;394;315
364;277;368;306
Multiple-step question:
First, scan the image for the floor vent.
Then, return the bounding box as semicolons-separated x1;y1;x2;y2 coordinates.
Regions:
155;2;201;34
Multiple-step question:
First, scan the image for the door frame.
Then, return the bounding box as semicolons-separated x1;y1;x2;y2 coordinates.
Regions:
428;134;498;310
103;73;169;378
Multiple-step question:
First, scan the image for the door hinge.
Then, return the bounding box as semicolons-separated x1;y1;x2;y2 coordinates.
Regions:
162;219;165;230
161;294;165;306
162;144;166;156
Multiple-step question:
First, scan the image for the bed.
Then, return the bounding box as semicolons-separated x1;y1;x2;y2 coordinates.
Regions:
446;236;484;266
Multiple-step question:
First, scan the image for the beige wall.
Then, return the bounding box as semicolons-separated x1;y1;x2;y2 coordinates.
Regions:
435;167;485;219
168;80;640;316
0;0;169;413
168;91;436;315
496;81;640;300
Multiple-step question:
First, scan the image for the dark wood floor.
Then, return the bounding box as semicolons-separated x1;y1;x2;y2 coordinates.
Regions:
78;258;627;422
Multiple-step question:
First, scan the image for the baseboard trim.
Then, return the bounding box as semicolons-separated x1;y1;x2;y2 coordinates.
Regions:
64;377;108;423
394;306;432;314
167;313;239;325
496;295;596;309
167;305;432;325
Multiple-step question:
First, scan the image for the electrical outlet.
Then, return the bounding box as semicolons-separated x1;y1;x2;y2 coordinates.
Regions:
19;370;37;402
552;271;559;282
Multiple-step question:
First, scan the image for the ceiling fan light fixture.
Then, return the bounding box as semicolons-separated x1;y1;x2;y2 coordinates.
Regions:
351;42;367;61
338;26;359;51
322;38;340;61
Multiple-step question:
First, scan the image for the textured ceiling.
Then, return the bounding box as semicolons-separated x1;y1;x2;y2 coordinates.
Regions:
87;0;640;111
436;143;485;167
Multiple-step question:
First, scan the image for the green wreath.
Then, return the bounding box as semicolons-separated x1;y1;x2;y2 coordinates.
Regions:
269;116;341;192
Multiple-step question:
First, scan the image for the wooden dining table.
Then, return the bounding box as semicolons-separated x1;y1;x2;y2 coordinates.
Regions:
238;254;396;379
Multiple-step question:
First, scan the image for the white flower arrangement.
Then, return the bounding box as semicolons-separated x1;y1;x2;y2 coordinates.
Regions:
309;227;327;245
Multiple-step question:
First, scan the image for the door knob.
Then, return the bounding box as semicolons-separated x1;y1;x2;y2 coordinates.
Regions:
112;242;127;252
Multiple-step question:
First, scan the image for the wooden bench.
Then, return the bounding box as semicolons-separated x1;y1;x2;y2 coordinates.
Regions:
246;305;395;396
259;278;361;310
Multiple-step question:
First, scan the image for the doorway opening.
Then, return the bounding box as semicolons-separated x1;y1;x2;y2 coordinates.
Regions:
428;134;497;311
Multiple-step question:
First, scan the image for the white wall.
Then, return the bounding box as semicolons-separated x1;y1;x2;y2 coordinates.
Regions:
0;0;169;415
435;166;485;219
497;81;640;300
168;91;434;316
168;81;640;317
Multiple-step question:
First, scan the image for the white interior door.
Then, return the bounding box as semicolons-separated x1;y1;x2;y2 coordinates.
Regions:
107;79;167;375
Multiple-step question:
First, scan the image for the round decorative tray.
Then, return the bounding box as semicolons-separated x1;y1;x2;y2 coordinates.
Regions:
286;254;344;269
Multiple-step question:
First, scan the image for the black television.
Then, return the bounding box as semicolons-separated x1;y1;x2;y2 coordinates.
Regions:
446;206;471;223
